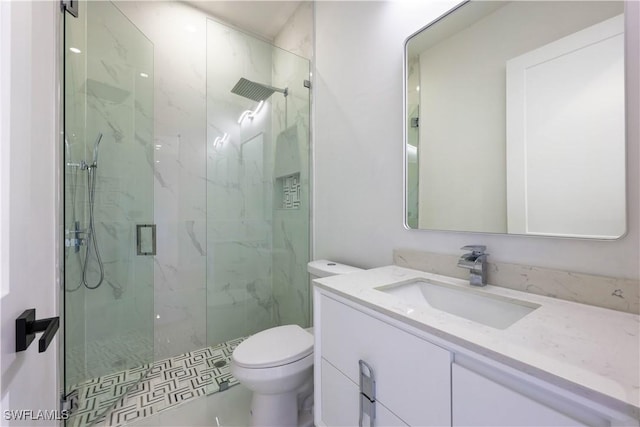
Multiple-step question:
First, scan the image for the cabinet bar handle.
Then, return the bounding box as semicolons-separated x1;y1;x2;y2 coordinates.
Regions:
359;360;376;427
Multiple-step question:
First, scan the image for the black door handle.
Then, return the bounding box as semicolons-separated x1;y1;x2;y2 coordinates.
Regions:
16;309;59;353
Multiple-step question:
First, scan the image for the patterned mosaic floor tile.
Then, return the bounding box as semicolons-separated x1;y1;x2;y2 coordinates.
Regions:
67;337;246;427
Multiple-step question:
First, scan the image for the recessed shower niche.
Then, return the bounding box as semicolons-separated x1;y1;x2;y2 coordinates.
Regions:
277;173;302;210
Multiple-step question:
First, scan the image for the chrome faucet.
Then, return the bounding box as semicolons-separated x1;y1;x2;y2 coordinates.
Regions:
457;245;488;286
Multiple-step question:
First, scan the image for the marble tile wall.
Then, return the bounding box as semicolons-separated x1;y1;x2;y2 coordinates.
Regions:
205;18;278;345
270;43;312;327
272;2;313;328
110;1;311;361
115;1;209;360
205;9;312;340
65;0;155;386
274;2;313;60
393;248;640;314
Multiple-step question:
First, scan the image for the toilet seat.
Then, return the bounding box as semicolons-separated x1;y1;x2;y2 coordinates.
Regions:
233;324;313;369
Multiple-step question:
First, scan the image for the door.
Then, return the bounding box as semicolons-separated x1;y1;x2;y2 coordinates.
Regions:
63;1;155;425
0;1;62;426
506;14;625;238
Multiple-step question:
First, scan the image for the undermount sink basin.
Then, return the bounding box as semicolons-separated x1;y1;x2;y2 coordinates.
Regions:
376;279;540;329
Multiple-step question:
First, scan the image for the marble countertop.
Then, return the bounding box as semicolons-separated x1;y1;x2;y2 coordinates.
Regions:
313;265;640;420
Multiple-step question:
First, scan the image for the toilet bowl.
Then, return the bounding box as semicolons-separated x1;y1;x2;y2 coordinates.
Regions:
231;325;313;427
231;260;363;427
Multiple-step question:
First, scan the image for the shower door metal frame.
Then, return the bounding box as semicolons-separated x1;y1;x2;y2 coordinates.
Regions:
59;0;73;413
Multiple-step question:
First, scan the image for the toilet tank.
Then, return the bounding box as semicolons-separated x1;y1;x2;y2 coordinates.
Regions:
307;259;363;280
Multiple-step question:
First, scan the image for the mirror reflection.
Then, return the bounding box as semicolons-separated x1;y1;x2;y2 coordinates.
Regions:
405;1;625;239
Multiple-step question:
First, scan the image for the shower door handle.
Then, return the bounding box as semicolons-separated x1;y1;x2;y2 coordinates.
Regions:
136;224;156;256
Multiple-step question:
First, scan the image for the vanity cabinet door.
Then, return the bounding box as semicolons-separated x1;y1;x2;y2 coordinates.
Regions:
452;363;590;427
320;295;452;426
320;359;408;427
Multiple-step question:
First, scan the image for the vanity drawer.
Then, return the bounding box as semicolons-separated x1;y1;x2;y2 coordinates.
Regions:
319;295;452;426
320;359;407;427
452;363;591;427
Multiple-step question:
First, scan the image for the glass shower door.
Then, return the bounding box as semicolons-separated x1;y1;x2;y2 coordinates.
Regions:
63;2;154;425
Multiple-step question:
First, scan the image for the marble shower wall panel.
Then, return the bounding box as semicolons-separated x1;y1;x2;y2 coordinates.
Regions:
274;2;313;60
64;0;155;387
111;2;312;358
272;212;309;327
153;288;207;359
80;1;155;377
115;1;208;360
271;45;311;328
271;50;310;134
206;239;275;344
206;19;276;346
240;134;276;334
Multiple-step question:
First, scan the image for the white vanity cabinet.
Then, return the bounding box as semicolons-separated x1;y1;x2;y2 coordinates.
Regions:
451;361;612;427
315;287;639;427
316;293;452;426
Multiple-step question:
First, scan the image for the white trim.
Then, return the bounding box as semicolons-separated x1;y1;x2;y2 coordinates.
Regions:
0;0;11;301
0;2;12;416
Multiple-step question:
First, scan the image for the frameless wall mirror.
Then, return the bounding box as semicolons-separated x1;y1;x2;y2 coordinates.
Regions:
405;1;626;239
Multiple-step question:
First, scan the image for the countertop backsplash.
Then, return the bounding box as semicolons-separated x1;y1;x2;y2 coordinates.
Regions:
393;249;639;315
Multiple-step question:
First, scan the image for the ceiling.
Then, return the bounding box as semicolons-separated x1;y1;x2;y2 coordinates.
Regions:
184;1;305;40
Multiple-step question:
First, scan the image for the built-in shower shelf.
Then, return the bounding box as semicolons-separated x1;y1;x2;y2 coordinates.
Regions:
276;173;301;210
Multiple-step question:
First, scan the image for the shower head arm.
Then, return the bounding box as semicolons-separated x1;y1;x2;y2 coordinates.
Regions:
266;84;288;97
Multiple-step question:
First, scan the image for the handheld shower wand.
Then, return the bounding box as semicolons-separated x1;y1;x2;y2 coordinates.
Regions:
92;133;103;166
65;132;108;292
82;132;105;289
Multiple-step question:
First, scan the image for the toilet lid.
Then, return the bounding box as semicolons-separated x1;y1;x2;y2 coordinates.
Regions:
233;325;313;369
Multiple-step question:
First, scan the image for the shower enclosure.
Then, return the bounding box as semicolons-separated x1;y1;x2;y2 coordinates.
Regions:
63;1;310;425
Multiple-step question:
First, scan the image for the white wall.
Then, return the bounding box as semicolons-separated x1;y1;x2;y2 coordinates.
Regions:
314;0;640;280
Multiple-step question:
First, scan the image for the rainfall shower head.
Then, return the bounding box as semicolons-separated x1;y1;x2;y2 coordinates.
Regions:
231;78;288;102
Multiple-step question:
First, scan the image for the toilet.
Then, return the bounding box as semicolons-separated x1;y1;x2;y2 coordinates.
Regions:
231;260;363;427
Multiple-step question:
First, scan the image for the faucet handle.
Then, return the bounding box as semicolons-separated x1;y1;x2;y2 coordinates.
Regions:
460;245;487;256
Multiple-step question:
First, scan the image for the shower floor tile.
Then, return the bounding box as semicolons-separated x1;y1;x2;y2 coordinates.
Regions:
67;337;246;427
127;384;252;427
